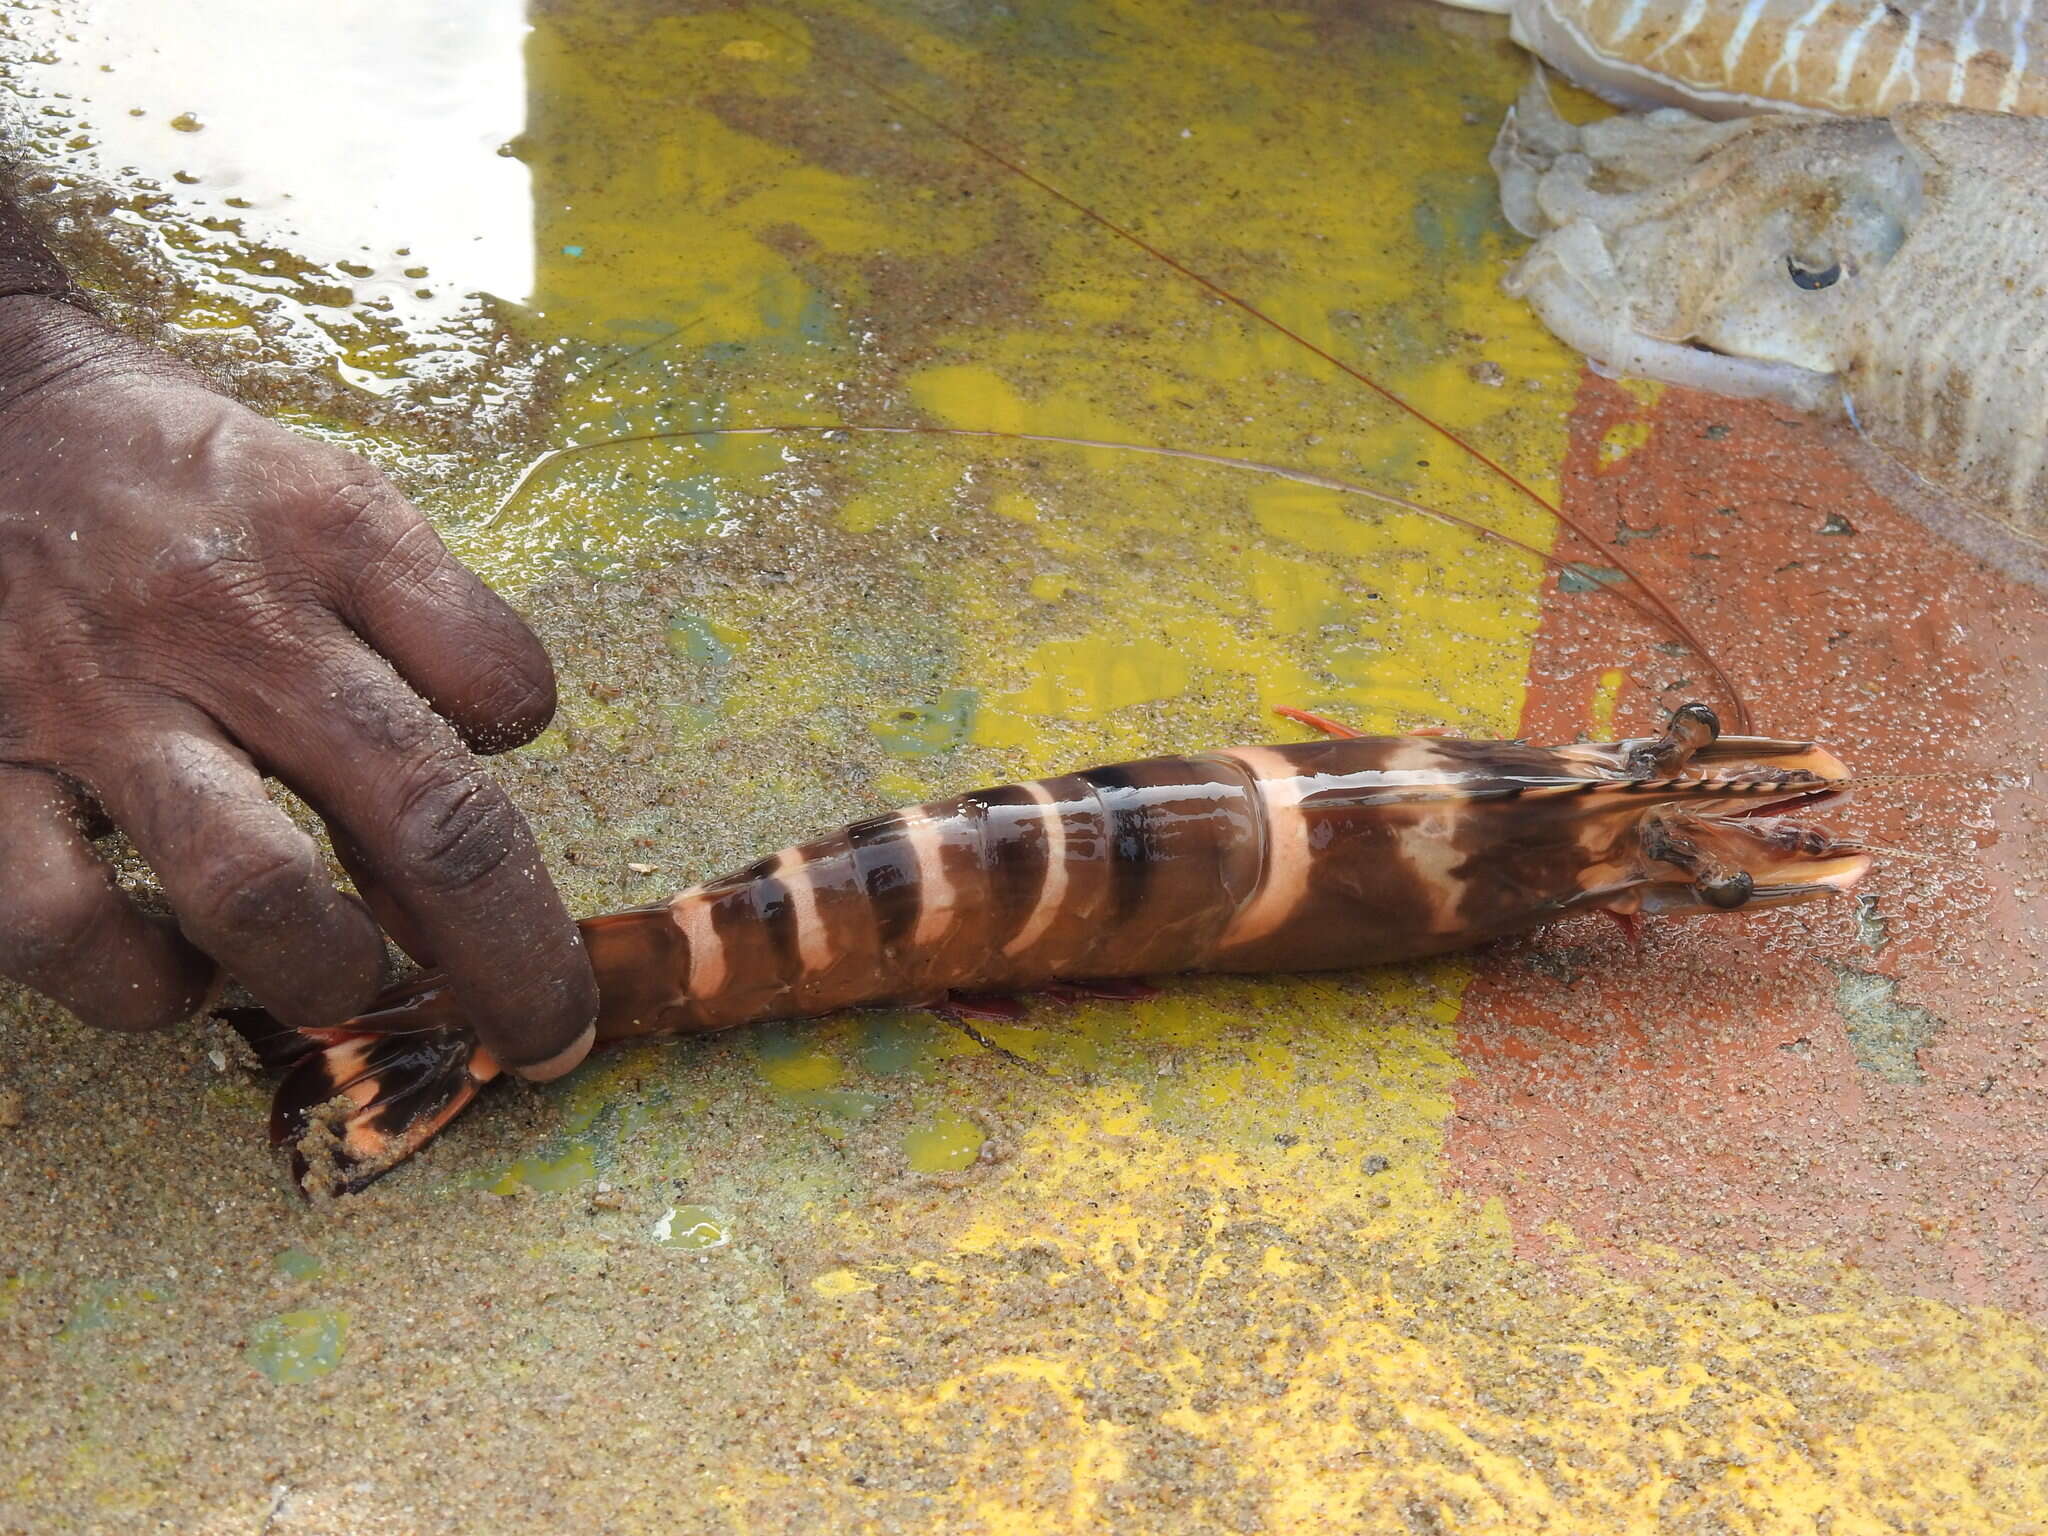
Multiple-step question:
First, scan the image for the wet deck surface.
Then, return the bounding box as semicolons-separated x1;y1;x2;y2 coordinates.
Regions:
3;2;2046;1531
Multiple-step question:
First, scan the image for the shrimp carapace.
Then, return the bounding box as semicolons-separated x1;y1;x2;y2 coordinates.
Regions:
233;705;1869;1197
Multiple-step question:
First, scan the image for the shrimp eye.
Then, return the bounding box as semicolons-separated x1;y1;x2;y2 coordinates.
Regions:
1699;871;1755;910
1788;256;1842;291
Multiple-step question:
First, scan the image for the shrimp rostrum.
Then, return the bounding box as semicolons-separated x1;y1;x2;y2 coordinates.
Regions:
233;704;1870;1195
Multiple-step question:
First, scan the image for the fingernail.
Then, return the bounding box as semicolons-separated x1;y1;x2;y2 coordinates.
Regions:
508;1020;594;1083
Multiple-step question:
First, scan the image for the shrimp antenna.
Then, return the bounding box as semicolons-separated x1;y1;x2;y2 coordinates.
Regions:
739;6;1753;731
1840;770;2025;788
490;423;1738;655
1843;841;1940;864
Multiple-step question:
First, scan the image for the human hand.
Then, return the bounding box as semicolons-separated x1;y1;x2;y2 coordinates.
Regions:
0;295;597;1079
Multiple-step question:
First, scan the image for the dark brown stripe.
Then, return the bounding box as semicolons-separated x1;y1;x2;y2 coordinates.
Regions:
700;856;775;895
846;811;923;953
703;873;785;1024
752;857;803;981
583;909;691;1036
1080;763;1162;924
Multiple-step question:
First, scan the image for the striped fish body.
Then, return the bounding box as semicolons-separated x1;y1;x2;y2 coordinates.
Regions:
1493;74;2048;549
1443;0;2048;117
237;713;1870;1195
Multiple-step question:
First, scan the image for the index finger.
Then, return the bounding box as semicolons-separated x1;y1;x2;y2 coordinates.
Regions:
230;629;597;1078
334;514;561;756
260;449;559;756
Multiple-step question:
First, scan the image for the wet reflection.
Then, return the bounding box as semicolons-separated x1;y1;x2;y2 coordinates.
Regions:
2;0;531;381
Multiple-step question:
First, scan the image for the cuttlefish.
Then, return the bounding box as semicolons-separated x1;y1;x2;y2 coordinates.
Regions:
1492;71;2048;552
1442;0;2048;118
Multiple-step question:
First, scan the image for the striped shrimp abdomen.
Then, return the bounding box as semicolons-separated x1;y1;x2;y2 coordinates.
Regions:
655;753;1271;1033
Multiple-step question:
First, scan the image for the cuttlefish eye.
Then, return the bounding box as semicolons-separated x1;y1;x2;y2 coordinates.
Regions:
1787;255;1842;291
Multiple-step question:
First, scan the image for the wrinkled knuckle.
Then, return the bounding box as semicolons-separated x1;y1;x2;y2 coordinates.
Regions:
294;456;409;549
180;839;321;940
332;676;445;757
136;522;269;613
354;515;460;614
379;514;446;572
0;879;111;986
389;763;525;894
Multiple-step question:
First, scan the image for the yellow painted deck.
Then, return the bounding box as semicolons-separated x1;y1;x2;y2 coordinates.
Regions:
2;3;2046;1532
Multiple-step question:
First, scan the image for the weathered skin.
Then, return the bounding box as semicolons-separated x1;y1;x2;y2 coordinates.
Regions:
1492;73;2048;543
1440;0;2048;118
234;706;1871;1196
0;213;597;1081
